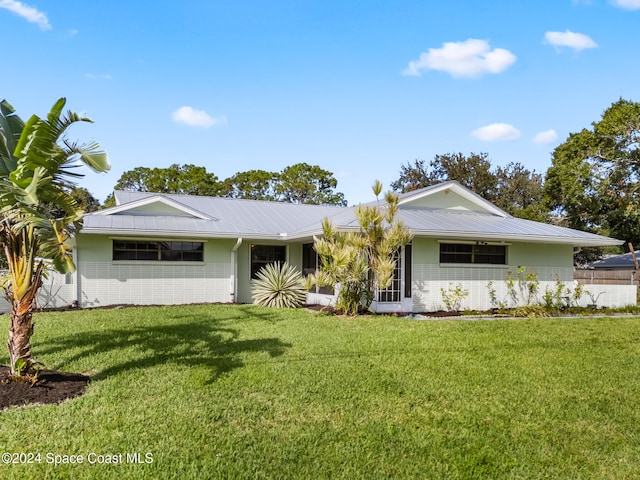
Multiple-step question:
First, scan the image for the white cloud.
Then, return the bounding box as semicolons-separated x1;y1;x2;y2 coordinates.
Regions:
544;30;597;51
0;0;51;30
402;39;516;78
533;129;558;144
172;106;227;128
472;123;521;142
86;73;112;80
610;0;640;9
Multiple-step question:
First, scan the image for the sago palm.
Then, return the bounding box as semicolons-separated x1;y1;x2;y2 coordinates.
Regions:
0;97;109;376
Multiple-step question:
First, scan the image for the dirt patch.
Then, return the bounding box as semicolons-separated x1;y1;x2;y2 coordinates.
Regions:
0;366;90;411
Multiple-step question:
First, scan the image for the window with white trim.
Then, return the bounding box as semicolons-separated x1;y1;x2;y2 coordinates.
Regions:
113;241;204;262
439;243;506;265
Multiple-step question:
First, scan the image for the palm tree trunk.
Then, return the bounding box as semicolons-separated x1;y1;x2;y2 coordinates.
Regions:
6;265;42;375
8;307;35;375
2;222;44;376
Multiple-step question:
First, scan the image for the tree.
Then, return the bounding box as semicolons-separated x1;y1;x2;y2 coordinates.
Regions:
222;163;347;206
221;169;278;201
305;181;412;315
69;187;101;213
544;98;640;246
392;153;547;219
111;162;348;206
112;164;222;196
0;97;109;376
494;162;546;221
391;153;497;200
275;163;347;206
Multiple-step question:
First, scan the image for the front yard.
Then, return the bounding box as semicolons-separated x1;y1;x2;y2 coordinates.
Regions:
1;305;639;479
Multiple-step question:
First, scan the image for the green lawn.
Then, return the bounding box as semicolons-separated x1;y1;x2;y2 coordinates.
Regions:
1;305;640;479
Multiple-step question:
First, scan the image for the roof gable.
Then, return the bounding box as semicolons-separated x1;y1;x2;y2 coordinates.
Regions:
96;195;214;220
397;181;510;218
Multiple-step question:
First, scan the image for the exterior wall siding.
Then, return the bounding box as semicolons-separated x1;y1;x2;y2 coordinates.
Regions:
411;263;575;312
47;233;633;312
409;238;636;312
78;261;232;307
76;234;236;308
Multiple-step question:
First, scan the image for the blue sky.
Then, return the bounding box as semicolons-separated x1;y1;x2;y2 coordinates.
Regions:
2;0;640;205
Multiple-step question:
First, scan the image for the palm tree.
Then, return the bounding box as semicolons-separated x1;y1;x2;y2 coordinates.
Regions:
0;97;109;376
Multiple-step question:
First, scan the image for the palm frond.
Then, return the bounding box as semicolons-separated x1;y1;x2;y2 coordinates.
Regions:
0;99;23;176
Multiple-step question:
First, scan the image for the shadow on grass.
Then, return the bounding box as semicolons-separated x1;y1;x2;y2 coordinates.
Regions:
37;309;291;384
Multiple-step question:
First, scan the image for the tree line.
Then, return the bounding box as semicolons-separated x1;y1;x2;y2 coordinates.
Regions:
101;162;346;208
74;98;639;254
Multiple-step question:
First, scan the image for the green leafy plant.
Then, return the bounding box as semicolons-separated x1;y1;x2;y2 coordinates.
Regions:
511;305;550;318
305;181;412;315
543;278;570;309
504;266;539;307
252;262;307;308
570;282;586;307
0;97;110;376
487;280;506;310
440;282;469;312
10;358;43;385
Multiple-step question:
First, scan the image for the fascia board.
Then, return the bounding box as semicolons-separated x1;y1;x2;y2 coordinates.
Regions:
79;227;286;241
411;229;624;247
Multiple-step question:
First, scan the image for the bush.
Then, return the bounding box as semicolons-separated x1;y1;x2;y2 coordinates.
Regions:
511;305;552;318
251;262;307;308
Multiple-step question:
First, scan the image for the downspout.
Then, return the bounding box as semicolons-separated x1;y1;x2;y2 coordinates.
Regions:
70;238;79;308
231;238;243;303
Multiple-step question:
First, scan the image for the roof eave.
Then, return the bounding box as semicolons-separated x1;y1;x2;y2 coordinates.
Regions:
410;230;623;247
79;227;286;241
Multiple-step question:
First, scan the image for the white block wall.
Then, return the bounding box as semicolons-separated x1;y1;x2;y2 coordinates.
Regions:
411;264;636;312
78;261;233;308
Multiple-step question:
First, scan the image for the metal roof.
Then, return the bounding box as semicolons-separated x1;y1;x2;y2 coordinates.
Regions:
588;252;640;269
394;207;621;246
80;187;622;247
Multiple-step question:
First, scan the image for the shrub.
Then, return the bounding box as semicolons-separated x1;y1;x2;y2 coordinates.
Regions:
251;262;307;308
511;305;551;318
440;283;469;312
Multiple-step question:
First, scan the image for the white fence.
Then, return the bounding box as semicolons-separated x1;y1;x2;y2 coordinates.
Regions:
0;269;75;314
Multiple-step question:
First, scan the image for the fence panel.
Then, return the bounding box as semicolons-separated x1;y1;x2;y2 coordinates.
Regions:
574;269;638;286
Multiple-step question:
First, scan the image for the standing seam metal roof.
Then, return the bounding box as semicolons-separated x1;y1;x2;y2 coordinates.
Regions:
80;188;622;246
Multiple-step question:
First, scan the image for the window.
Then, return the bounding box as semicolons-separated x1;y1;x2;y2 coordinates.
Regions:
377;245;412;303
404;244;412;298
251;245;286;279
440;243;506;265
113;241;204;262
302;243;317;277
377;250;402;302
302;243;334;295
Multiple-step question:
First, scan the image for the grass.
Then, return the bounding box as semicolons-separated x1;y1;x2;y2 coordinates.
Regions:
1;305;640;479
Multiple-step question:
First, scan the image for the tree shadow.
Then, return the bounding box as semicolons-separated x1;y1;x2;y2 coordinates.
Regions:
37;311;291;384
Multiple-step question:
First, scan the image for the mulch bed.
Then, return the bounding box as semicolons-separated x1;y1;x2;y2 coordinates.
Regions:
0;366;90;411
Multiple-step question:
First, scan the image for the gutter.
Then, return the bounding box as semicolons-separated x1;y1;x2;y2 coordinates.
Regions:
230;238;243;302
410;230;624;247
